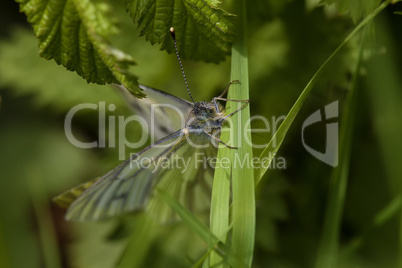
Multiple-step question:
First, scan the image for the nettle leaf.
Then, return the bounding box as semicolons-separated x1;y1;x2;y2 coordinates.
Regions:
17;0;145;98
126;0;236;63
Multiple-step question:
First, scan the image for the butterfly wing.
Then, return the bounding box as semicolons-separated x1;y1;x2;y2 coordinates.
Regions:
146;141;217;222
62;130;217;222
116;84;193;140
53;177;101;208
63;130;183;221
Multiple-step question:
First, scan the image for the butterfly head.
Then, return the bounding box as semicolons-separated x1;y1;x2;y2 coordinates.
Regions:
192;101;223;121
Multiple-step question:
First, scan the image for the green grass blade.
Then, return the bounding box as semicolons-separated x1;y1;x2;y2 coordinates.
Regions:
255;0;392;182
227;0;255;267
364;15;402;268
28;166;62;268
373;196;402;226
315;25;367;268
0;220;10;268
157;189;217;245
117;215;159;268
192;247;215;268
341;195;402;258
400;210;402;268
156;189;243;267
210;0;254;266
209;144;231;267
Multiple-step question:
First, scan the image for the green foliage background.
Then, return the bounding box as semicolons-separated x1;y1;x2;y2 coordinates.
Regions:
1;0;402;267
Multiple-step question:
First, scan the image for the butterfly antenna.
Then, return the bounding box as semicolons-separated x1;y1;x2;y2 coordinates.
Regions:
170;27;195;104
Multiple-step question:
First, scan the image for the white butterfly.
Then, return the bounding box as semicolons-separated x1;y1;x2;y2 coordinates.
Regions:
54;82;249;221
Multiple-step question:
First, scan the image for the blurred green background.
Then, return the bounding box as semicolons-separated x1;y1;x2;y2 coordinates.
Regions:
1;0;402;267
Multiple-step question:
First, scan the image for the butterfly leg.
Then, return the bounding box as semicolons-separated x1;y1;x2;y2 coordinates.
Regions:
217;80;240;98
214;97;249;103
203;130;238;149
213;80;241;112
219;99;250;121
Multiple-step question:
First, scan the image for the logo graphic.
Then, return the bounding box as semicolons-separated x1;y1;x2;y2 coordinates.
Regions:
302;101;339;167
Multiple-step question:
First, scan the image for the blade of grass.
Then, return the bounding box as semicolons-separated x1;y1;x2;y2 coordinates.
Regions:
315;25;367;268
192;247;215;268
341;195;402;258
364;15;402;268
209;125;232;267
27;165;62;268
228;0;255;267
373;196;402;226
255;0;392;182
117;214;159;268
156;189;244;267
400;210;402;268
0;218;11;267
210;0;254;266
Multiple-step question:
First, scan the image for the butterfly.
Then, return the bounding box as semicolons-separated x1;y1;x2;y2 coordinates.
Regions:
53;28;249;222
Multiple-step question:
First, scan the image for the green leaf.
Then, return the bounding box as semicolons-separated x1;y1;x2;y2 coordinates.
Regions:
16;0;144;97
125;0;236;63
